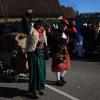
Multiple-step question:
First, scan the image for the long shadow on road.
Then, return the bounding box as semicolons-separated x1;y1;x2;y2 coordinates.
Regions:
0;85;38;99
46;80;56;85
0;87;28;98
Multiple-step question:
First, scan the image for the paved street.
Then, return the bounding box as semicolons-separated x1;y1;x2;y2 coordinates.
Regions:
0;58;100;100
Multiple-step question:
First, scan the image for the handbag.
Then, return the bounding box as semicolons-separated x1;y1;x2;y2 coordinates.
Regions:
35;49;44;56
56;54;66;63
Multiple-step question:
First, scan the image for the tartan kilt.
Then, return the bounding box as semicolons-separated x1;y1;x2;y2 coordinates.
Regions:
52;54;71;72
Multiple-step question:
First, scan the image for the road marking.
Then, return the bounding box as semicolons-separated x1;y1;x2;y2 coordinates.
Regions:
46;84;79;100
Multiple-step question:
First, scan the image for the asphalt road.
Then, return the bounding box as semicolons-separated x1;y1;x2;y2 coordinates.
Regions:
0;58;100;100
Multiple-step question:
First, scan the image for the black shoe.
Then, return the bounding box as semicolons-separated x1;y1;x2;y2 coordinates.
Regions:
60;77;66;84
39;90;44;95
28;92;40;99
55;80;64;86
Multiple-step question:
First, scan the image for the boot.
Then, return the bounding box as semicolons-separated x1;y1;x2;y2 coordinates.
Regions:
60;77;66;84
55;80;64;86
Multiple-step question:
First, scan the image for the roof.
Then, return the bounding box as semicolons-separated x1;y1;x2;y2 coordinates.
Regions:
0;0;63;17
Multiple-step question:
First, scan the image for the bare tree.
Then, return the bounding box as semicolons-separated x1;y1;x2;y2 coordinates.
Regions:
59;0;64;6
59;0;77;9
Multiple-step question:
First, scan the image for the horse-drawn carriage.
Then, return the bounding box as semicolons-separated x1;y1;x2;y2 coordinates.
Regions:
0;32;28;81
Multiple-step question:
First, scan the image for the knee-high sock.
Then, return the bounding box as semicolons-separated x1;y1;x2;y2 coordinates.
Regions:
60;71;67;77
55;72;61;80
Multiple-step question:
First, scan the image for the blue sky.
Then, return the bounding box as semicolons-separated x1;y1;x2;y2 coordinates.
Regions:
59;0;100;13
